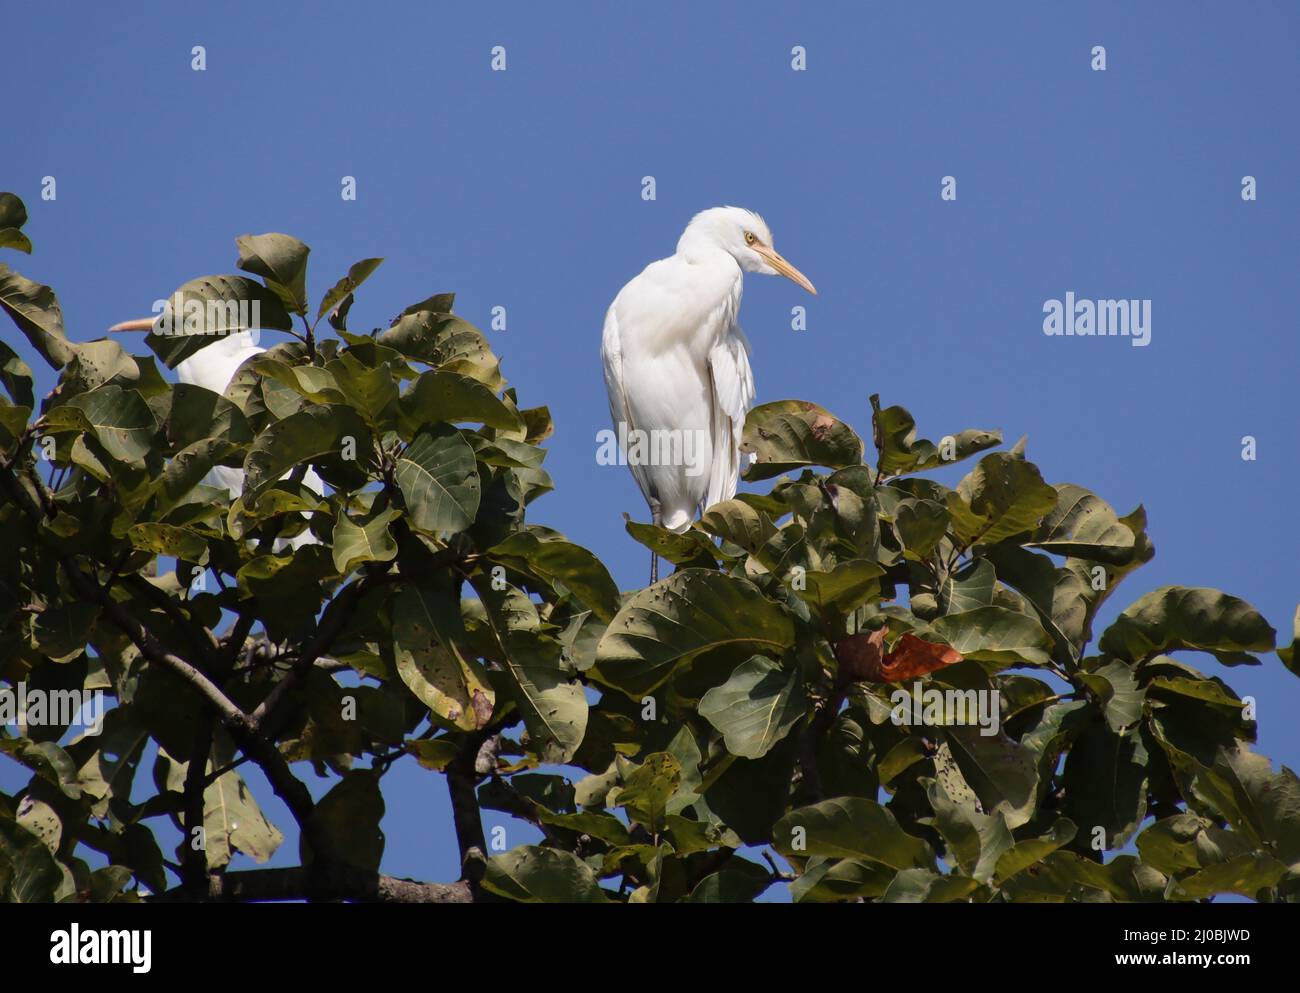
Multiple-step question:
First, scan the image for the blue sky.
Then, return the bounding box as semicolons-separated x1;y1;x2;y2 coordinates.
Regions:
4;1;1298;893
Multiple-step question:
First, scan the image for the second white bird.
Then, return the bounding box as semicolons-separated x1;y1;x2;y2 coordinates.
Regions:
600;205;816;556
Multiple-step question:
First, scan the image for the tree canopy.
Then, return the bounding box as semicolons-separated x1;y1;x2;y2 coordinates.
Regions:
2;193;1298;903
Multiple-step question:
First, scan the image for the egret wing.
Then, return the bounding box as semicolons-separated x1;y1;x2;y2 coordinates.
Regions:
599;305;655;506
704;327;755;512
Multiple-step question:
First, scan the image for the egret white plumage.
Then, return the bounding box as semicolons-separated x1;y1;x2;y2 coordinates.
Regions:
600;206;815;581
108;320;321;548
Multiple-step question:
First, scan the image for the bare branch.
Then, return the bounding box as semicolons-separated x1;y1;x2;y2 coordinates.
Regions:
180;720;215;887
148;866;473;904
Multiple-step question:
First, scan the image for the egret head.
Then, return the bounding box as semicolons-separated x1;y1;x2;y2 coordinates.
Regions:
678;206;816;295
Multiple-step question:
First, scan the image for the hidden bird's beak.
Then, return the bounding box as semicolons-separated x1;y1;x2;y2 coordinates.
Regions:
107;318;158;333
755;244;817;295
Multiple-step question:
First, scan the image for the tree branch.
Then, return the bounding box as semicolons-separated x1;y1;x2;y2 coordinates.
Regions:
223;609;257;670
447;735;490;887
0;461;320;846
121;572;221;670
797;682;847;804
180;719;215;888
148;866;473;904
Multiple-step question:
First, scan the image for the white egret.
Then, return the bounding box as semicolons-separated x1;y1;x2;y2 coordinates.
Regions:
108;320;320;548
600;206;816;581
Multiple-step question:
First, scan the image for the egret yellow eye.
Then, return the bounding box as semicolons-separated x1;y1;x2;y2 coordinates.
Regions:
744;231;757;246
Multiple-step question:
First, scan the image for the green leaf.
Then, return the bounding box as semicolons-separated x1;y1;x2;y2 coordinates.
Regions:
302;770;385;872
1146;672;1245;713
33;601;99;661
688;859;774;903
613;753;681;832
203;769;283;868
470;578;587;763
167;383;253;448
243;403;370;500
316;257;383;322
234;546;336;641
404;739;459;771
794;559;885;613
0;263;73;368
699;656;808;759
991;819;1078;885
145;274;295;368
249;356;345;404
1206;744;1300;864
1062;721;1148;848
0;403;30;447
1078;659;1144;731
941;559;995;613
926;777;1012;882
0;192;31;253
742;400;863;480
999;851;1166;902
697;499;778;553
331;508;400;574
1028;484;1135;563
0;229;32;254
398;292;455;315
379;311;503;391
773;796;935;869
394;424;480;533
0;819;62;902
236;232;311;315
0;338;34;407
1278;605;1300;676
624;519;721;567
519;405;554;445
227;486;320;537
157;743;283;870
482;846;609;903
485;530;620;623
392;582;495;731
0;193;27;230
983;545;1092;664
0;740;82;799
1167;852;1288;901
594;569;796;697
881;869;984;903
127;523;208;563
928;605;1054;667
61;339;140;396
44;385;158;464
1135;813;1237;875
398;369;523;436
790;856;894;902
946;452;1059;547
1100;587;1276;666
869;394;1001;476
324;352;399;426
328;292;355;331
891;496;949;561
942;724;1040;829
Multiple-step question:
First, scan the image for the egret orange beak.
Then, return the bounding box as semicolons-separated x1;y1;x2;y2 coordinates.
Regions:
107;318;158;333
754;245;817;295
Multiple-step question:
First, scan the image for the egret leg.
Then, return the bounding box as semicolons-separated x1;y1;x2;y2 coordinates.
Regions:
649;498;662;585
